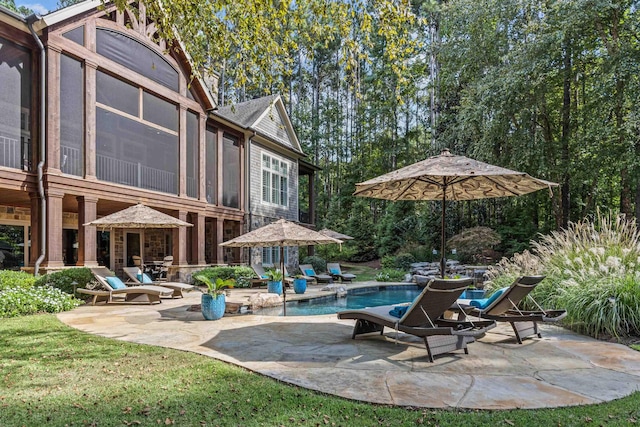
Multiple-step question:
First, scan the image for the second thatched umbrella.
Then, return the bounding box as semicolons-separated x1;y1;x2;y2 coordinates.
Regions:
318;228;354;241
220;219;342;315
354;149;558;277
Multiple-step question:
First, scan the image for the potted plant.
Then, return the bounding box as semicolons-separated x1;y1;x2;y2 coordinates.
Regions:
265;269;283;295
194;274;234;320
293;274;307;294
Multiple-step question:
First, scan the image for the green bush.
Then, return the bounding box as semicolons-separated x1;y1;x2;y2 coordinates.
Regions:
0;285;82;318
375;268;406;282
486;212;640;339
35;268;95;295
380;255;395;269
316;244;357;262
381;253;415;270
193;266;255;288
300;256;326;274
0;270;36;291
446;227;501;264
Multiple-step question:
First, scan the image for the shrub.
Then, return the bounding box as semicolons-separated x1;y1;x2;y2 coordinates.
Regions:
0;270;36;291
485;212;640;339
316;244;357;262
193;266;255;288
300;256;326;274
381;253;415;270
0;285;82;318
35;268;95;295
446;227;501;264
375;268;406;282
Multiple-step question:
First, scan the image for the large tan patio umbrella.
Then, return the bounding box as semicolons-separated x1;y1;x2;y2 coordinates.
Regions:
318;228;354;241
354;149;558;277
84;204;192;268
220;219;342;315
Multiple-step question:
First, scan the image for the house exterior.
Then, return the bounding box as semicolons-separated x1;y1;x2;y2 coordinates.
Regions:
0;1;315;279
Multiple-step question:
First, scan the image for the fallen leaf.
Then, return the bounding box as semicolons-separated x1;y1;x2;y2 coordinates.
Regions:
122;407;132;414
165;418;174;425
504;420;514;426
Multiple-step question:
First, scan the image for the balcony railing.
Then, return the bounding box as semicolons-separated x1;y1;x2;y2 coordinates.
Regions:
0;134;29;170
97;154;177;194
61;145;83;176
187;176;198;198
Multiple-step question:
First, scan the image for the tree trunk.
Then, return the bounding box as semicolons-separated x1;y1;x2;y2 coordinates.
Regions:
560;35;572;228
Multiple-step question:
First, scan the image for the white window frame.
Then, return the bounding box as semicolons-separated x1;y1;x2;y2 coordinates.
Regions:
261;153;289;206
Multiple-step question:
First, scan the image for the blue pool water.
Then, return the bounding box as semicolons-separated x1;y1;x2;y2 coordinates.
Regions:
255;285;422;316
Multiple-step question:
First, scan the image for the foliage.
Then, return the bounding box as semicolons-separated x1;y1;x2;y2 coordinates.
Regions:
0;286;81;317
193;266;255;288
486;212;640;339
34;268;95;295
375;268;406;282
446;227;501;264
300;256;326;274
0;270;35;291
315;244;357;263
265;269;283;282
193;274;234;297
4;316;640;426
381;253;415;270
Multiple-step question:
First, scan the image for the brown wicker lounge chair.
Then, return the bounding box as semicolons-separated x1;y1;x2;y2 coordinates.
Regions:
78;267;174;305
338;278;495;362
299;264;332;284
326;263;356;282
458;276;567;344
122;267;195;298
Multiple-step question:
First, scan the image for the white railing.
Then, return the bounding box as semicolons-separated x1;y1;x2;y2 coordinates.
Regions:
0;134;21;169
60;145;82;176
97;154;177;194
187;176;198;198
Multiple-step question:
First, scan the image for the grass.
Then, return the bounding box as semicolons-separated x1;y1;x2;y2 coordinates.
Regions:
2;315;640;426
342;262;381;282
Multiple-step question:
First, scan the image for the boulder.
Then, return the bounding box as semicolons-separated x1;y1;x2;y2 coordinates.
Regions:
248;293;283;309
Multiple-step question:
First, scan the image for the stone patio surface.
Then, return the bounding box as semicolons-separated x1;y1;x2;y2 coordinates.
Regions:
57;284;640;410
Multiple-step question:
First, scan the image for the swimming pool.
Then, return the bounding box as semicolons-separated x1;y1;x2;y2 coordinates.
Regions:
254;285;421;316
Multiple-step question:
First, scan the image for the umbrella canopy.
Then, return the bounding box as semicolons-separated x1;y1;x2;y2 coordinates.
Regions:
318;228;354;241
354;149;558;277
220;219;342;315
84;204;193;230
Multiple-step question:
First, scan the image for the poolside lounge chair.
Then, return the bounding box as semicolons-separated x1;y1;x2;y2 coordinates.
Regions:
77;267;174;305
299;264;333;284
458;276;567;344
338;278;496;362
326;263;356;283
252;263;293;287
122;267;195;298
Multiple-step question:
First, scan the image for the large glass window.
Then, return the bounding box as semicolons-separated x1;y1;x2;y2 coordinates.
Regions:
262;154;288;206
262;246;288;266
186;111;199;198
222;134;240;208
96;28;179;91
0;37;31;170
205;127;216;204
60;54;84;176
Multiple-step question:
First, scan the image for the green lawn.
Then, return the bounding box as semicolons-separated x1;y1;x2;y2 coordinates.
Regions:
2;315;640;426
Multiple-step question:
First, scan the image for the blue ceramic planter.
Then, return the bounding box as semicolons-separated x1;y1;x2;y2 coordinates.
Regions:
293;278;307;294
267;280;283;295
201;293;225;320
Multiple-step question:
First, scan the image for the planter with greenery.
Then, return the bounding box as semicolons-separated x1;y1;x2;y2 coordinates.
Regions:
194;275;234;320
265;269;283;295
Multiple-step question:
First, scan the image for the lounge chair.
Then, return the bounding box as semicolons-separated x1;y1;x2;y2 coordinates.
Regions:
338;278;495;362
326;262;356;283
122;267;194;298
250;264;270;288
157;255;173;281
77;267;174;305
458;276;567;344
299;264;333;284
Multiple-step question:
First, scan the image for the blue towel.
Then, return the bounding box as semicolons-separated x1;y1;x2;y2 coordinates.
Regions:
469;287;508;309
389;305;409;318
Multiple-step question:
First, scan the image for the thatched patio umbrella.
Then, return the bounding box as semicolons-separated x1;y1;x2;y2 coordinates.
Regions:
354;149;558;277
220;219;342;315
318;228;354;241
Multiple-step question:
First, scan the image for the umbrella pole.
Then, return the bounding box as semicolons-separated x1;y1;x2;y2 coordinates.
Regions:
281;245;286;316
441;191;446;278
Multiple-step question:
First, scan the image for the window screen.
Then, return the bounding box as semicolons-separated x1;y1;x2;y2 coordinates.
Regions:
222;134;240;208
96;70;139;117
205;127;217;204
60;54;84;176
62;26;84;46
186;111;199;198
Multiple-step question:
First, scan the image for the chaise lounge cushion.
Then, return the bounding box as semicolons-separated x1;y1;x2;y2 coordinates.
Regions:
304;269;314;276
106;276;126;290
469;287;508;309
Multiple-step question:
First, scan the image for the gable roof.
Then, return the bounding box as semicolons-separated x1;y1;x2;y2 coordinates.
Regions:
214;95;304;155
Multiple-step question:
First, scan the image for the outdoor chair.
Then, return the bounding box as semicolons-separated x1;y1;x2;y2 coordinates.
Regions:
338;278;495;362
157;255;173;281
299;264;333;284
457;276;567;344
77;267;174;305
251;263;293;287
122;267;195;298
326;262;356;283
